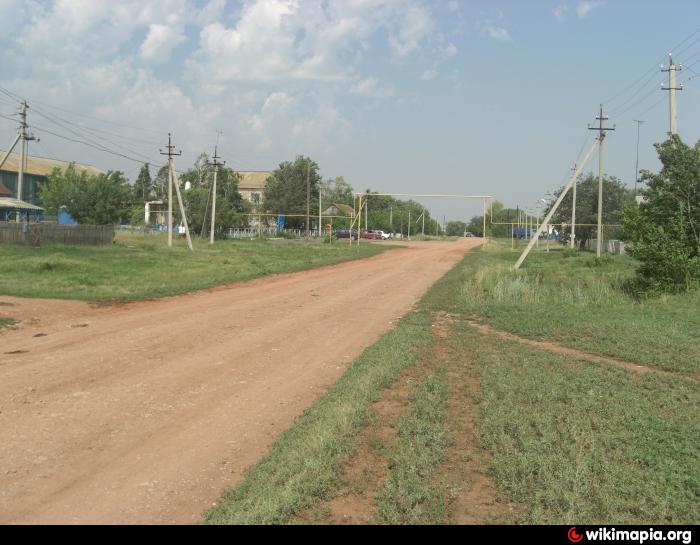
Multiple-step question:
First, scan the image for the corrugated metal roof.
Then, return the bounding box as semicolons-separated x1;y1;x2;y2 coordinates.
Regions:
238;171;272;191
0;149;102;177
0;197;44;211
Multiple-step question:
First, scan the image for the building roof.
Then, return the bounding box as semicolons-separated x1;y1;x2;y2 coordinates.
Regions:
238;171;272;191
0;197;44;211
0;149;102;177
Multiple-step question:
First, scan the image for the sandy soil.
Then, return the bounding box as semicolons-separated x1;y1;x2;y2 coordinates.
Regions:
0;238;480;524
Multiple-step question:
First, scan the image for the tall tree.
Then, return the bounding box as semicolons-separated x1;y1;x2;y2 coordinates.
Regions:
263;156;321;229
622;135;700;292
133;163;153;202
39;165;134;225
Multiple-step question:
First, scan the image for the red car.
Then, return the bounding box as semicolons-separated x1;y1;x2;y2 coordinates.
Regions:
360;230;382;239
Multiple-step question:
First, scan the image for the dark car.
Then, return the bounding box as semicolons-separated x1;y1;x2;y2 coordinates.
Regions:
335;229;358;240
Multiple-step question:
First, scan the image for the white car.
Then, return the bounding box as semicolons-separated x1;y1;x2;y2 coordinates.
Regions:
375;230;391;240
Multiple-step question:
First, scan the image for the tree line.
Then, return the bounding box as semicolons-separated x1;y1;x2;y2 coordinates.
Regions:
37;153;443;238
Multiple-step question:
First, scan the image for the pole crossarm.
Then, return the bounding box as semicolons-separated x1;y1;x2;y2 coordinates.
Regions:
513;139;599;270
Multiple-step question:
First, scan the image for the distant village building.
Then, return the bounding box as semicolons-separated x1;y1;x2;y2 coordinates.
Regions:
0;149;101;205
237;171;272;204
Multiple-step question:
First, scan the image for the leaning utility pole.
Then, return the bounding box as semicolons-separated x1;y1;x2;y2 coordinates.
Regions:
514;140;598;269
570;163;578;249
661;54;682;136
209;145;224;244
589;105;615;257
16;101;36;204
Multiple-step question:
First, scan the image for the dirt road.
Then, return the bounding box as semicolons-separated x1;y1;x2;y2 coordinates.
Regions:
0;239;480;524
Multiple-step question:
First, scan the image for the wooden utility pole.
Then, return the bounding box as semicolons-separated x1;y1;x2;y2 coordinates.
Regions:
305;160;311;240
570;163;578;248
633;120;644;197
160;133;192;251
661;54;682;135
318;180;322;239
209;145;224;244
589;105;615;257
16;101;35;208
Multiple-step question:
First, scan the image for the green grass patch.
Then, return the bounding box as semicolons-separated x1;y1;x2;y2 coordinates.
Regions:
374;367;451;524
0;317;16;329
461;321;699;524
454;241;700;374
0;232;389;301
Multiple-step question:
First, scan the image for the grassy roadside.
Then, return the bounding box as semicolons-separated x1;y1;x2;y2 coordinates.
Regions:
457;241;700;375
374;367;451;524
461;320;698;524
0;232;389;301
202;242;698;524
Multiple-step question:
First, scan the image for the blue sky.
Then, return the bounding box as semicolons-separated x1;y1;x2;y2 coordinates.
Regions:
0;0;698;222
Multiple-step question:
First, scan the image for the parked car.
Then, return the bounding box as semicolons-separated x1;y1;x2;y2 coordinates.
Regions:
335;229;358;239
361;230;382;240
464;231;474;237
375;230;391;240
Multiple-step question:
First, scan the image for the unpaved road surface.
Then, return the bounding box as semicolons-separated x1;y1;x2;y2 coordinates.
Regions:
0;239;480;524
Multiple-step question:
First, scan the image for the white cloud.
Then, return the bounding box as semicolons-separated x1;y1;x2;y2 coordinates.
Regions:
140;23;187;61
388;5;434;58
421;69;437;80
481;22;512;42
553;5;568;22
0;0;460;177
576;1;603;18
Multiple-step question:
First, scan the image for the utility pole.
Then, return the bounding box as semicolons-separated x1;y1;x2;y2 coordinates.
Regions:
365;191;368;233
16;101;36;206
661;54;682;136
305;160;311;240
633;120;644;197
389;206;393;234
209;145;224;245
160;133;192;251
588;105;615;257
570;163;577;249
408;209;411;240
318;181;323;239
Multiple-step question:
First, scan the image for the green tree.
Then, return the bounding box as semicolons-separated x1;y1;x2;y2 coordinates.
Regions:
39;165;134;225
446;221;467;236
175;156;249;238
153;165;169;201
622;135;700;292
263;156;321;229
133;163;153;203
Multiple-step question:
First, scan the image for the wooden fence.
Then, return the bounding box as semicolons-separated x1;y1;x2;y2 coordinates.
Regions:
0;222;115;246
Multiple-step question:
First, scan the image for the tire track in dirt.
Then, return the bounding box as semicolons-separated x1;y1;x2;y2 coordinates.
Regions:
0;239;480;524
